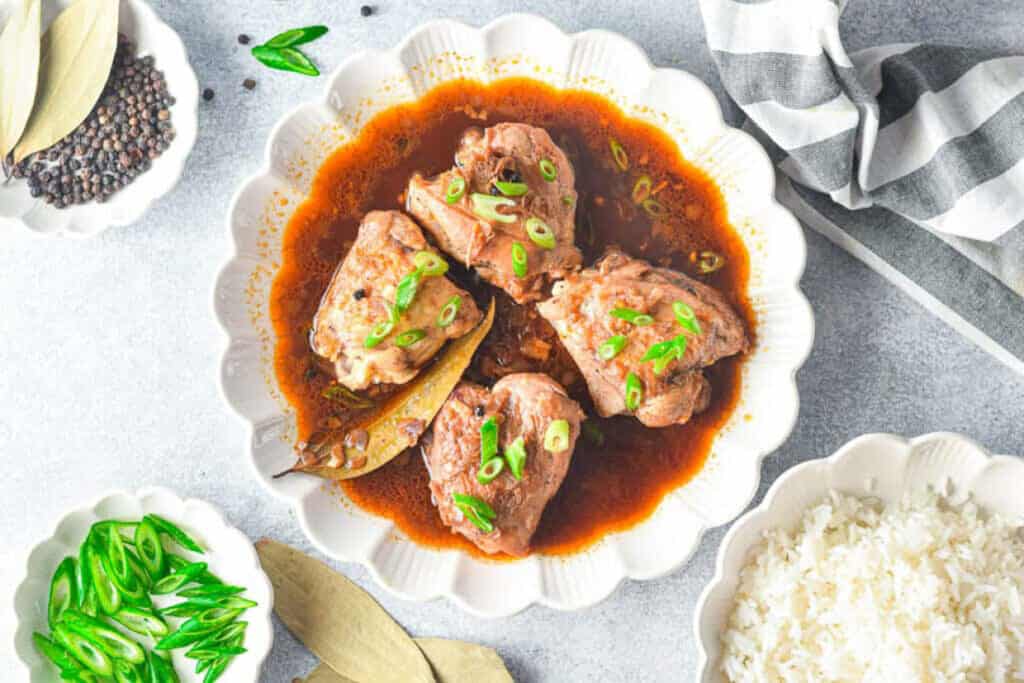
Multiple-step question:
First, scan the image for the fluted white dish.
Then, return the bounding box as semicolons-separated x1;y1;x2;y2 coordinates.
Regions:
214;13;814;617
12;487;274;681
0;0;198;237
694;432;1024;682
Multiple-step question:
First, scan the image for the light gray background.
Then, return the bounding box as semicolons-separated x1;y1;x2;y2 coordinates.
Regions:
3;1;1023;681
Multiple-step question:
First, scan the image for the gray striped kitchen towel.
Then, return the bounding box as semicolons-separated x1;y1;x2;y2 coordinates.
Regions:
699;0;1024;375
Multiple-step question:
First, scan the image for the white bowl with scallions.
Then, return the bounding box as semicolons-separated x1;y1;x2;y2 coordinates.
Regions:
12;487;273;682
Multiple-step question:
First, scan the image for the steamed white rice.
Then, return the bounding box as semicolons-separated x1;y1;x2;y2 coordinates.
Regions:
720;490;1024;682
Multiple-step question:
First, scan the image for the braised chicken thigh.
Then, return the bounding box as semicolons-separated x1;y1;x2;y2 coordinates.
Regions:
406;123;582;303
423;373;584;556
311;210;482;391
537;248;748;428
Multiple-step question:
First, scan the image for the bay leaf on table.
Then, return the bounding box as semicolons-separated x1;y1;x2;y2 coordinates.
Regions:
13;0;119;163
255;539;435;683
0;0;41;160
416;638;514;683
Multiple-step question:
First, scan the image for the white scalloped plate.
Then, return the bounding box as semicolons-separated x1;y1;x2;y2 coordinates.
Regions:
694;432;1024;682
214;14;814;617
0;0;199;238
12;487;274;681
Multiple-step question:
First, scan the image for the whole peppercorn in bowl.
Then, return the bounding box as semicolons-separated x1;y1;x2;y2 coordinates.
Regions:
0;0;198;237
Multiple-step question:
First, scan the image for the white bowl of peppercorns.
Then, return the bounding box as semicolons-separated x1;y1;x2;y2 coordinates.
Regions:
0;0;198;237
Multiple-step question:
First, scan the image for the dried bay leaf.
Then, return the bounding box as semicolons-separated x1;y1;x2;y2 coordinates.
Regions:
290;299;495;480
304;664;358;683
255;539;436;683
13;0;119;163
0;0;41;159
416;638;514;683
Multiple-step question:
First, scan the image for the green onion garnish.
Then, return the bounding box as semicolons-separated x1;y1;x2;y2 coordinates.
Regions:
504;436;527;480
445;176;466;204
480;416;499;465
364;319;394;348
696;250;725;274
646;335;688;375
597;335;628;361
625;373;644;411
543;420;570;453
413;250;449;277
511;241;528;278
525;217;556;250
673;300;701;334
471;193;517;224
477;457;505;485
610;307;654;326
539;158;557;181
452;492;496;533
562;195;575;207
641;197;667;219
395;269;422;313
436;295;462;328
609;138;629;171
632;175;652;204
394;329;427;348
494;180;529;197
641;339;679;363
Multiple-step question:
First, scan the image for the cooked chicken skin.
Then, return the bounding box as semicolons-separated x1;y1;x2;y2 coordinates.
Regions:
537;248;749;428
310;210;482;390
423;374;584;556
406;123;583;303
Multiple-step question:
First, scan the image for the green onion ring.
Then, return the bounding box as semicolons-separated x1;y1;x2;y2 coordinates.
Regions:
479;416;499;465
364;318;395;349
609;306;654;326
436;295;462;328
471;193;517;224
625;372;644;411
697;250;726;274
476;457;505;485
673;300;701;334
609;138;629;171
641;339;679;363
394;329;427;348
539;158;558;181
504;436;528;480
597;335;628;361
413;251;449;277
641;197;667;219
544;420;570;453
445;176;467;204
394;268;423;313
632;174;652;204
525;217;556;250
493;180;529;197
511;241;528;278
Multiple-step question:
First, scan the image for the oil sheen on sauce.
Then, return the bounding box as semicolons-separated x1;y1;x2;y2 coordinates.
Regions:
271;78;754;558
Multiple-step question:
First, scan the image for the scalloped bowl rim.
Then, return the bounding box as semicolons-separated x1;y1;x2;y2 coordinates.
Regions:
11;486;274;681
693;431;1024;682
214;13;814;617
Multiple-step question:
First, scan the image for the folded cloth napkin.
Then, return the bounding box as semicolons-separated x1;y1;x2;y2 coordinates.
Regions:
699;0;1024;375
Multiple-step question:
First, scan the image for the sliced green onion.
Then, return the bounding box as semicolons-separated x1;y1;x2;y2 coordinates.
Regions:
48;557;76;628
544;420;571;453
155;608;244;650
610;307;654;326
673;300;701;334
111;606;170;638
54;624;114;676
476;457;505;485
493;180;529;197
609;138;629;171
84;541;121;615
452;493;497;533
394;269;422;313
33;632;83;676
105;526;131;583
581;420;605;447
134;519;165;581
696;250;725;274
511;241;528;278
597;335;628;361
641;339;679;363
471;193;517;224
632;174;652;203
364;319;395;348
525;217;556;250
641;197;667;219
178;584;245;599
445;176;466;204
152;561;207;595
436;295;462;328
394;329;427;348
625;372;644;411
479;416;499;465
504;436;527;480
113;659;145;683
539;158;557;181
62;610;146;664
562;195;575;207
145;514;205;554
413;250;448;277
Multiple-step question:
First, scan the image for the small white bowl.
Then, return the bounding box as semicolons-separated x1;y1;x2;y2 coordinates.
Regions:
693;432;1024;683
12;487;274;682
0;0;198;238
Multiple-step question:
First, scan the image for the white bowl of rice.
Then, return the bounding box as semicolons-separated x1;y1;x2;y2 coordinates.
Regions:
694;432;1024;683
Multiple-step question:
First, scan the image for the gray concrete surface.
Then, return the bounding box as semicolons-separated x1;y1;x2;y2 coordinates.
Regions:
3;1;1023;681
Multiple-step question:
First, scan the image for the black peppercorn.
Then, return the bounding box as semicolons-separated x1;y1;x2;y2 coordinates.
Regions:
243;78;257;91
202;87;215;101
360;5;373;17
475;406;485;418
238;34;251;45
353;288;367;300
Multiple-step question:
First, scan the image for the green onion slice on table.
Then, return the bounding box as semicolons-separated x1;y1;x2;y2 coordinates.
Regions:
539;158;558;181
673;300;701;334
251;45;320;77
436;295;462;328
493;180;529;197
511;242;528;278
625;372;644;411
471;193;517;223
504;436;528;480
394;329;427;348
544;420;570;453
476;457;505;485
445;176;466;204
610;307;654;326
452;493;497;533
597;335;628;361
525;217;556;250
479;416;499;464
264;25;328;49
413;250;449;277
